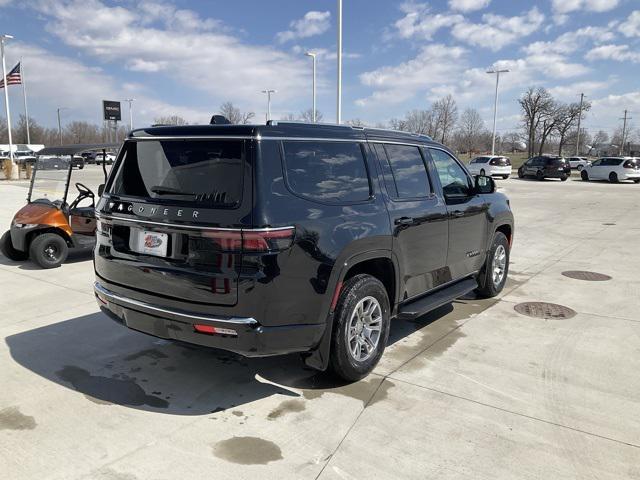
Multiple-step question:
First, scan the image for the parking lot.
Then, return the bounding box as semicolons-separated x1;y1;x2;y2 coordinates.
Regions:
1;172;639;479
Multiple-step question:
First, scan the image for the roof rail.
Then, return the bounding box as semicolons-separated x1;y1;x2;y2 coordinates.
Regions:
266;120;355;129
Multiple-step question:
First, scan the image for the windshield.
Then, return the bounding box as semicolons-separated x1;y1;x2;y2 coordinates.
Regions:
108;140;245;207
29;156;71;202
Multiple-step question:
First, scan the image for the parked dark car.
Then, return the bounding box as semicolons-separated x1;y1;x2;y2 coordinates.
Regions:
518;155;571;181
94;121;514;381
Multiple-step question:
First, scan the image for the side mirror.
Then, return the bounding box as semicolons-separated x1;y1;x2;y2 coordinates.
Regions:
475;175;495;194
98;184;105;197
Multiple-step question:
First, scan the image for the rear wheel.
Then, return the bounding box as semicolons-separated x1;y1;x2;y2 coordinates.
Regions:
476;232;509;298
536;170;544;181
517;168;524;178
502;175;509;180
560;174;568;182
480;169;486;176
581;170;589;181
0;230;28;261
577;165;584;172
634;179;640;184
29;233;68;269
609;172;618;183
329;274;390;382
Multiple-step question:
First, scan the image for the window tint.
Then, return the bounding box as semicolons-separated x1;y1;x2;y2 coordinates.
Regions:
109;140;244;207
282;141;370;204
381;144;431;198
429;148;471;198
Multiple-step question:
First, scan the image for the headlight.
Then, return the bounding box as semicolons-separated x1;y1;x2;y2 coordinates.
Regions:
13;223;38;228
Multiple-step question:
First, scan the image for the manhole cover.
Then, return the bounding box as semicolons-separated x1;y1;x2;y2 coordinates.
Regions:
562;270;612;281
514;302;577;320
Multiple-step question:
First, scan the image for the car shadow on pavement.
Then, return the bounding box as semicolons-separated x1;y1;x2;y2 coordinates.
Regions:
0;250;93;269
5;294;494;416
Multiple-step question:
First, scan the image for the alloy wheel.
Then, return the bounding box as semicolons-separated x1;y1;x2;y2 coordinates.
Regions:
492;245;507;287
346;296;382;362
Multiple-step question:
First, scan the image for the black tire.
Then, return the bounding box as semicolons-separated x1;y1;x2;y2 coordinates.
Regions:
634;179;640;184
476;232;510;298
0;230;28;261
577;165;584;172
581;170;589;181
517;168;524;178
480;169;486;176
609;172;618;183
560;175;568;182
502;175;509;180
329;274;391;382
29;233;68;269
536;170;544;181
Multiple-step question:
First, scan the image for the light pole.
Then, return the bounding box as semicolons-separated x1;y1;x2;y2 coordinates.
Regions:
336;0;343;124
305;52;317;122
125;98;135;131
487;68;509;155
56;107;68;145
575;93;584;155
1;34;17;179
261;89;277;122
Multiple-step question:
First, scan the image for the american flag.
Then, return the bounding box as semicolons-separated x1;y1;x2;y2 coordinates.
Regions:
0;62;21;89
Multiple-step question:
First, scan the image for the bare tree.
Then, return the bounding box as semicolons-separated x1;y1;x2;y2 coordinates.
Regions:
346;118;366;127
519;87;555;157
300;108;324;123
281;113;297;121
554;101;591;155
65;121;101;144
153;115;188;126
455;108;486;155
219;102;255;124
432;94;458;144
592;130;609;147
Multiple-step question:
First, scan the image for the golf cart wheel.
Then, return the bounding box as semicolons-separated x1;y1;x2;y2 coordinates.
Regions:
536;170;544;181
609;172;618;183
0;230;28;261
29;233;68;269
581;170;589;181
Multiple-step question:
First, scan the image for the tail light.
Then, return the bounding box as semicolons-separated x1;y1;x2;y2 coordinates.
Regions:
194;324;237;336
202;227;295;253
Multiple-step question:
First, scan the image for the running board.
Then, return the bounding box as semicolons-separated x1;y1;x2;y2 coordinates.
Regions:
396;277;478;320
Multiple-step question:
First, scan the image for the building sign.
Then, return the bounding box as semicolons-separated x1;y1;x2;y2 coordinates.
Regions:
102;100;122;121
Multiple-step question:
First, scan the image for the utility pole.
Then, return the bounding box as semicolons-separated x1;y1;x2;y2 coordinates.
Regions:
56;107;65;145
305;52;317;122
261;89;277;122
125;98;135;131
619;110;632;156
576;93;584;155
336;0;342;124
1;34;17;179
487;68;509;155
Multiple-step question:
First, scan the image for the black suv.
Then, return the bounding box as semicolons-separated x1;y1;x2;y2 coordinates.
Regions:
94;122;514;381
518;155;571;181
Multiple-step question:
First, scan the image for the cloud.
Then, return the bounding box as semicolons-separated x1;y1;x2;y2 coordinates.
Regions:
551;0;619;14
356;44;467;106
586;44;640;63
448;0;491;13
276;11;331;43
620;10;640;38
393;2;464;40
548;80;611;99
451;7;545;51
523;26;616;56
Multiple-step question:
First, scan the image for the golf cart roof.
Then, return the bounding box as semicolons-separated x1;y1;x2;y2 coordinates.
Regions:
37;143;119;157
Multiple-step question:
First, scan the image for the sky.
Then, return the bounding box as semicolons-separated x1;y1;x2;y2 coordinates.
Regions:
0;0;639;138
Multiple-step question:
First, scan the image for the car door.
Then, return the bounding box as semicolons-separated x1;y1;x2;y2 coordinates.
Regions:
371;142;449;300
525;157;538;175
590;159;604;179
427;147;490;281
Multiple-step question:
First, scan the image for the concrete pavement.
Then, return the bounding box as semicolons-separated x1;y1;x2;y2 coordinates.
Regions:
0;176;639;479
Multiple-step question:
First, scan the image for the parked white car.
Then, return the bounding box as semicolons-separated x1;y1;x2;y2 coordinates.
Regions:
95;152;116;165
566;156;591;171
581;157;640;183
467;156;512;179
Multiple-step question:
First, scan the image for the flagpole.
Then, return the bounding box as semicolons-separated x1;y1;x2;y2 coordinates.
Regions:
21;58;30;145
1;34;17;180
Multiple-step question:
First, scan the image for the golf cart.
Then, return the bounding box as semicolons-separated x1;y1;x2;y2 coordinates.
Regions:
0;143;118;268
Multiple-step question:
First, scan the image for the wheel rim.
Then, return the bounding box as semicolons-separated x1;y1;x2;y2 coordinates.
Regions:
44;243;59;261
347;296;382;362
492;245;507;287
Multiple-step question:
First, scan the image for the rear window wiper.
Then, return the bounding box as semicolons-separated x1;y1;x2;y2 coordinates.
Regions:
150;186;197;196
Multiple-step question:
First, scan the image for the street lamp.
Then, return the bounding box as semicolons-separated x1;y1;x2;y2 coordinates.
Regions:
1;34;17;179
261;89;277;122
125;98;135;131
487;68;509;155
56;107;68;145
305;52;317;123
336;0;342;124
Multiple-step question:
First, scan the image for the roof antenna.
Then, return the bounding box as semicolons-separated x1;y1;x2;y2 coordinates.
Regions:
210;115;231;125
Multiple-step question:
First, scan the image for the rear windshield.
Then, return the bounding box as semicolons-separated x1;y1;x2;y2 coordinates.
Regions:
108;140;245;207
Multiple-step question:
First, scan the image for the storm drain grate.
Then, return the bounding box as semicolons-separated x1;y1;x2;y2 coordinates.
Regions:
562;270;612;281
514;302;577;320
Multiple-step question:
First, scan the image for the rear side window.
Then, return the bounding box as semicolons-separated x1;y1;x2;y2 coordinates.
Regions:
282;141;370;204
377;144;431;199
109;140;244;207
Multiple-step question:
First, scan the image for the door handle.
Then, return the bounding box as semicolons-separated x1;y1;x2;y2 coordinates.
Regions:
451;210;465;218
395;216;414;226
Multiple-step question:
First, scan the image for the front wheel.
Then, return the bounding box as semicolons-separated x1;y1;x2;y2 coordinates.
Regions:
502;175;510;180
581;170;589;181
476;232;510;298
480;169;486;176
609;172;619;183
29;233;68;269
536;170;544;181
329;274;390;382
634;179;640;184
561;175;568;182
517;168;524;178
0;230;28;261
